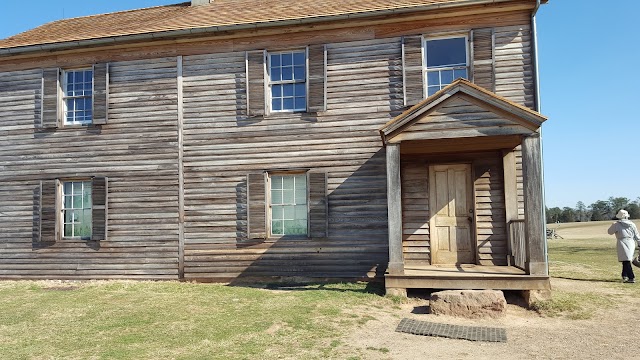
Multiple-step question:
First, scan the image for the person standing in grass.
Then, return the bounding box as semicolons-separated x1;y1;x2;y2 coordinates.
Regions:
608;209;640;283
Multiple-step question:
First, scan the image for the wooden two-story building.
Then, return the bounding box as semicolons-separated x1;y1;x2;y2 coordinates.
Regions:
0;0;550;296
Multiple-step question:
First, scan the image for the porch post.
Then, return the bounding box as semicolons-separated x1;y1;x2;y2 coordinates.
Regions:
386;143;404;275
522;133;548;276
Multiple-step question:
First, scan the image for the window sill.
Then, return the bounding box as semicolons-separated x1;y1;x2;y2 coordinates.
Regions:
267;235;311;241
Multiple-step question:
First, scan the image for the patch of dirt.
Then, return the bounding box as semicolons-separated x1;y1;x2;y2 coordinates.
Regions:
341;278;638;359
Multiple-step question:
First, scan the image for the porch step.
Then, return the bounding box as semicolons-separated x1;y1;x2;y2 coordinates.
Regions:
385;265;550;291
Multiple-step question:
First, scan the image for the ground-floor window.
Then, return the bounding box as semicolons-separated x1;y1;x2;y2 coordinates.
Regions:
269;174;308;236
62;180;93;239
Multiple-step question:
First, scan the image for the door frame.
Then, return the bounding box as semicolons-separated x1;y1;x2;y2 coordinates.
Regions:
428;162;477;265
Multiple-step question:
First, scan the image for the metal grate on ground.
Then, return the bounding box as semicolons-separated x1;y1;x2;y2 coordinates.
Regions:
395;318;507;343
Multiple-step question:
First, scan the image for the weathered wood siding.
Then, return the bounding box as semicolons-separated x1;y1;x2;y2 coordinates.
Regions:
396;97;532;142
0;59;180;279
180;37;401;281
0;12;537;279
494;24;534;219
473;156;508;265
400;159;430;265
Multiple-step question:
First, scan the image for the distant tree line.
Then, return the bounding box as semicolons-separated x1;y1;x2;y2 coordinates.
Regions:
546;197;640;223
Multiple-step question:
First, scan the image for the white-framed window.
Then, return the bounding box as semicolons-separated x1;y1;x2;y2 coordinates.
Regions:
62;68;93;125
424;35;469;96
61;180;93;239
268;50;307;112
269;173;308;236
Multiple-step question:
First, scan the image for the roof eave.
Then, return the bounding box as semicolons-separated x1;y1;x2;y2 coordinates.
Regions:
0;0;529;57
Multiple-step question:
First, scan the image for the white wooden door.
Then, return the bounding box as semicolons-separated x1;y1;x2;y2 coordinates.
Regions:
429;164;474;264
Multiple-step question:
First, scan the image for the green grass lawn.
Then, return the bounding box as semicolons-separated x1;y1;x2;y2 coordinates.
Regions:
2;220;638;358
0;281;390;360
539;220;640;319
548;220;640;282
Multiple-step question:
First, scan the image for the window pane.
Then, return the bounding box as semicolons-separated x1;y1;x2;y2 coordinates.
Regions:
282;176;294;190
295;204;307;219
427;71;440;86
294;83;305;97
73;182;83;195
283;98;294;110
270;54;281;66
272;205;284;220
284;220;307;235
295;189;306;204
64;182;72;196
294;174;306;186
270;67;281;82
294;97;306;111
65;210;74;223
282;53;293;66
426;37;467;68
272;176;283;188
293;52;305;65
73;195;83;209
63;195;72;209
64;222;73;237
283;84;294;97
272;84;282;97
84;70;93;82
271;189;283;204
283;189;294;204
454;68;468;80
272;99;282;111
283;205;295;219
441;69;454;85
293;66;305;81
281;66;293;81
428;86;440;96
272;220;283;235
84;187;92;208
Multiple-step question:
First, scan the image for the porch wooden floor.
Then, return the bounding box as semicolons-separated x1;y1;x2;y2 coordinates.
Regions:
385;264;550;291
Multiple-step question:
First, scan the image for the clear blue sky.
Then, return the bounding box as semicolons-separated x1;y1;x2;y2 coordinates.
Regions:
0;0;637;209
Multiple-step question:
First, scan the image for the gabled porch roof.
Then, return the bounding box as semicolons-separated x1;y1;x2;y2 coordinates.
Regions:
379;79;548;145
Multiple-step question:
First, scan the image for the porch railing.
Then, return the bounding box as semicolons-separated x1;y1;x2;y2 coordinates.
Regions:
508;220;526;270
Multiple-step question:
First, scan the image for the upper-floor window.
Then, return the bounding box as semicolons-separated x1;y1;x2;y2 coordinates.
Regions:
63;69;93;125
268;50;307;112
269;173;308;236
424;36;469;96
62;180;93;239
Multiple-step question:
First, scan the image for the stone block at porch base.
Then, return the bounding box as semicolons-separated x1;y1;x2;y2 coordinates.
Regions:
522;289;552;307
430;290;507;318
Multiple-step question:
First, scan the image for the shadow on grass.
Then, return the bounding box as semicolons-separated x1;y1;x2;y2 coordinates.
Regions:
551;276;620;283
259;281;386;296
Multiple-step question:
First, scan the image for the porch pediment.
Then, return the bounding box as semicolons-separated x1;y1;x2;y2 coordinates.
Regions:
380;79;548;144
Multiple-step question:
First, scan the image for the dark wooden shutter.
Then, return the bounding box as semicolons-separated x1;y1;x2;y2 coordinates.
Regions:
471;28;495;92
247;173;266;239
403;35;424;106
307;44;326;112
308;172;328;238
92;177;108;241
42;68;60;128
40;179;59;242
92;63;109;125
247;50;266;117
